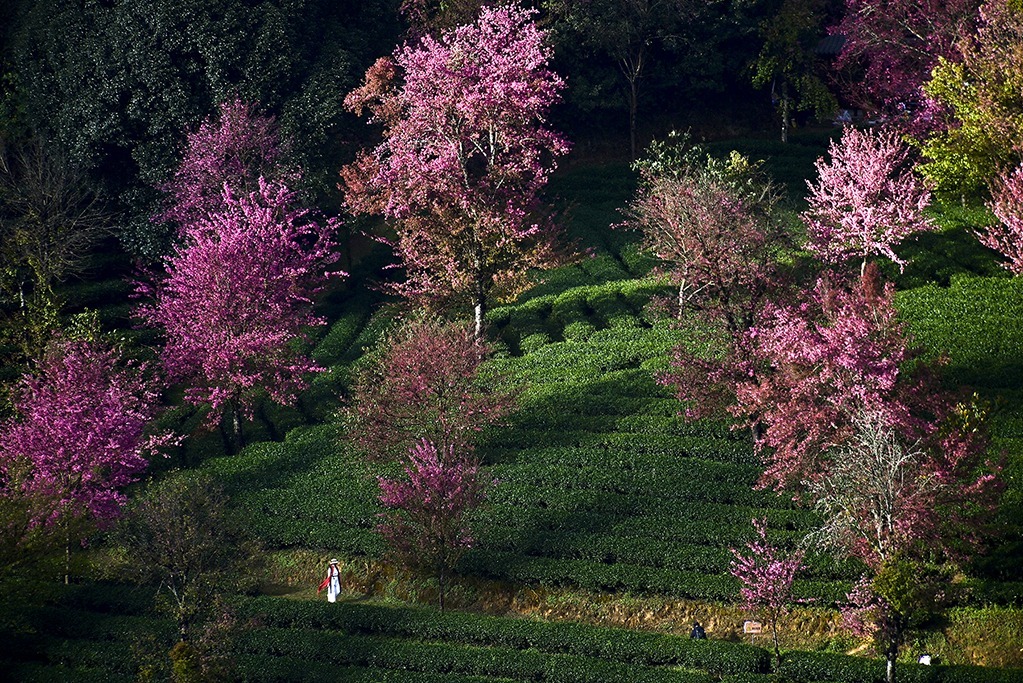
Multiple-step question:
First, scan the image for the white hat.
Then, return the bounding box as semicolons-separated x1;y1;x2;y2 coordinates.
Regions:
329;558;339;565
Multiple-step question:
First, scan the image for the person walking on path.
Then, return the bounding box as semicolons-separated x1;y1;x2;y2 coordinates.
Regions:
317;558;342;603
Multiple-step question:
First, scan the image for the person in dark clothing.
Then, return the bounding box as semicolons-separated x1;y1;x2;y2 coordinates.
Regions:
690;621;707;639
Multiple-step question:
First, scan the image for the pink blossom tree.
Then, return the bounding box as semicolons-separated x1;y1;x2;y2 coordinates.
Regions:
729;518;805;670
157;99;289;234
802;127;935;276
979;162;1023;274
137;179;342;449
347;315;515;462
732;266;923;490
831;0;981;118
377;439;488;611
619;137;788;335
0;336;173;580
342;5;571;336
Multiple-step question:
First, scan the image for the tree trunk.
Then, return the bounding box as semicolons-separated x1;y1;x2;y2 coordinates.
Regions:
678;279;686;320
629;77;639;160
438;567;446;613
63;512;73;585
473;275;487;340
772;620;782;671
220;399;244;455
781;91;790;144
886;635;899;683
474;300;485;341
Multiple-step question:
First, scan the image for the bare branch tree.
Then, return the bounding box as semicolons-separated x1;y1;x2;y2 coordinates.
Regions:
804;410;937;567
0;138;110;358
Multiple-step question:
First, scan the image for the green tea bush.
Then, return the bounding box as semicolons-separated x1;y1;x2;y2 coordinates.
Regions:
934;665;1023;683
234;626;713;683
779;651;886;683
580;254;630;283
235;597;769;676
520;332;552;354
236;654;506;683
43;638;139;675
312;308;369;366
4;663;134;683
897;275;1023;387
563;320;597;342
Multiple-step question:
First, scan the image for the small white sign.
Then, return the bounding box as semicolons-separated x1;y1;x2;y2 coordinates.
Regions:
743;620;763;634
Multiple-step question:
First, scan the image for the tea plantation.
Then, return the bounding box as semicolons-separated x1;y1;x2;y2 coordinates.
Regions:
2;135;1022;681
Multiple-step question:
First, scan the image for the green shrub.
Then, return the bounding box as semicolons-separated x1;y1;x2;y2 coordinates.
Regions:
779;651;885;683
4;663;133;683
235;597;768;676
520;332;552;354
312;308;369;366
934;665;1023;683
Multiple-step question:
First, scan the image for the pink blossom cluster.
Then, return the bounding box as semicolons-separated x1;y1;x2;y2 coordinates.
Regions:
158;99;289;233
621;169;781;334
342;5;569;326
349;317;514;461
0;338;173;525
730;518;805;616
138;179;342;424
377;439;487;574
734;268;917;489
802;127;934;273
832;0;981;117
980;163;1023;274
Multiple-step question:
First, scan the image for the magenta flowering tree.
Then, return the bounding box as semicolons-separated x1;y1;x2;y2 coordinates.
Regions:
377;439;488;611
342;5;571;336
802;127;935;276
979;163;1023;274
729;518;805;670
347;315;515;462
731;267;922;490
619;140;787;334
832;0;981;118
0;336;173;580
157;99;289;234
137;179;342;447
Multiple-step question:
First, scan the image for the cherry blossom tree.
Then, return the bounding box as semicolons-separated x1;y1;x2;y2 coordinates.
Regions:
729;518;805;670
0;336;172;580
831;0;981;118
802;127;935;276
377;439;488;611
620;134;788;334
980;163;1023;274
137;179;342;448
731;266;922;490
157;99;290;234
843;560;954;683
342;5;570;336
347;315;515;462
